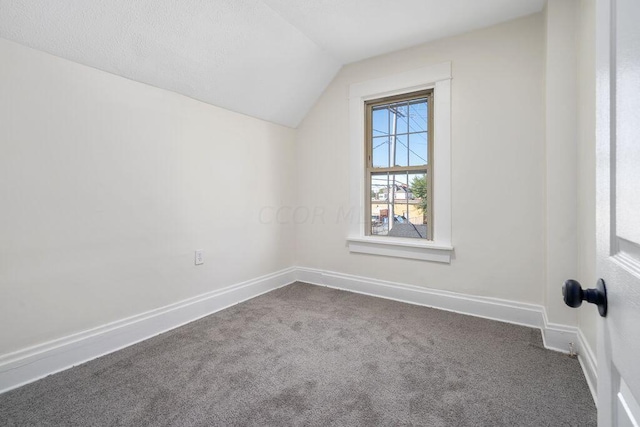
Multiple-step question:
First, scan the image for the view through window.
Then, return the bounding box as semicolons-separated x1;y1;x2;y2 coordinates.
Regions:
365;90;433;240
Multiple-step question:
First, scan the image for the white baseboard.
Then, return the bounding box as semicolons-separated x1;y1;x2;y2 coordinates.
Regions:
541;310;579;354
296;267;583;353
295;267;598;401
576;328;598;404
0;267;296;394
298;266;548;329
1;265;596;403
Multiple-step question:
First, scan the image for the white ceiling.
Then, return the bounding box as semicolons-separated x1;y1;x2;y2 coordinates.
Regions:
0;0;544;128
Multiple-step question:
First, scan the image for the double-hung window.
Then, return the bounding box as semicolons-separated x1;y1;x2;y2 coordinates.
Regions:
365;90;433;240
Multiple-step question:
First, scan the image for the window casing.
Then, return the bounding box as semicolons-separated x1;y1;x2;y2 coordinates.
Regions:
347;62;452;263
365;90;434;240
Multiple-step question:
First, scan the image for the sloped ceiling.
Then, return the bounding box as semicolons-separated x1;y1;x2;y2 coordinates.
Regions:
0;0;544;128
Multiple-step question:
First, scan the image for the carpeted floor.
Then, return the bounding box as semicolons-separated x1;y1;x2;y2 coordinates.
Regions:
0;282;596;426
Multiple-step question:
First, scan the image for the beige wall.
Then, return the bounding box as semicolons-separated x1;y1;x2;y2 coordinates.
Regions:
576;0;598;359
543;0;598;355
0;38;296;354
295;14;546;304
544;0;580;328
0;7;600;366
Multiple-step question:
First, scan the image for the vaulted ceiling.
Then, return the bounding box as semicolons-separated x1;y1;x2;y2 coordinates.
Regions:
0;0;544;127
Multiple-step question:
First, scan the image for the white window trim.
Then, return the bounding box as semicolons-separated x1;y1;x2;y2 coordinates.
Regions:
347;62;453;263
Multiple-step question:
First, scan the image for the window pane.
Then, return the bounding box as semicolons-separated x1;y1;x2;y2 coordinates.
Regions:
372;136;389;168
389;102;409;134
372;106;390;136
393;135;408;167
408;99;428;132
370;173;390;236
408;171;428;226
409;132;428;166
398;172;428;239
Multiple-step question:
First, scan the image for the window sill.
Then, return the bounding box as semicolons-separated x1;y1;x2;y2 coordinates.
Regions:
347;236;453;263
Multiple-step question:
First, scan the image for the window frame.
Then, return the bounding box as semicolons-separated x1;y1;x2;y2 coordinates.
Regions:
364;90;434;240
347;62;452;263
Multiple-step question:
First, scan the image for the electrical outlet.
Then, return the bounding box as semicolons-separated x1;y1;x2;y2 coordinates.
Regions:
194;250;204;265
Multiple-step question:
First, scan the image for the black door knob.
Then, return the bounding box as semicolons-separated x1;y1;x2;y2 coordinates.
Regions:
562;278;608;317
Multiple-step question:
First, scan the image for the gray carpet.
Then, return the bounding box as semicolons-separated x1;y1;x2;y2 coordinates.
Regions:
0;282;596;426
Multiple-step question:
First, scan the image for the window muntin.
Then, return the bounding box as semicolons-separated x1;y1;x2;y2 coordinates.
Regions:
365;90;433;240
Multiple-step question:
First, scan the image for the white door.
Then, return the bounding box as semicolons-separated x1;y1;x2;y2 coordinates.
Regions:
596;0;640;425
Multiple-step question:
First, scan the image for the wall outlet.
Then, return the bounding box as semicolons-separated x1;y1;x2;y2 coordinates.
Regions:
194;250;204;265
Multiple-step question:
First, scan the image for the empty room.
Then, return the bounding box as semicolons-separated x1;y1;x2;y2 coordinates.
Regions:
1;0;639;425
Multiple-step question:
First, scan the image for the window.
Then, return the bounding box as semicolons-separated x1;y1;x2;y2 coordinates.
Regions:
365;90;433;240
347;62;452;263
